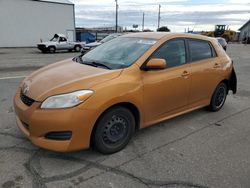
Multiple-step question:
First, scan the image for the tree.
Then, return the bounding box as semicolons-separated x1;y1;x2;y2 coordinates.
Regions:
157;26;171;32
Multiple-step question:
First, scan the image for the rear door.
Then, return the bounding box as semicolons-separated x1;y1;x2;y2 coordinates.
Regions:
187;39;221;105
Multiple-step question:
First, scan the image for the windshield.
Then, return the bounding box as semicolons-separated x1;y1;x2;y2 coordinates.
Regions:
50;37;58;42
100;35;117;43
81;37;157;69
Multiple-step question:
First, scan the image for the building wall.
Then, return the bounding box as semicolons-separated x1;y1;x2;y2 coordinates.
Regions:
239;23;250;41
0;0;75;47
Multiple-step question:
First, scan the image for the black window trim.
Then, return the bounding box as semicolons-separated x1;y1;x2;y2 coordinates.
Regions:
59;37;67;42
187;38;217;63
141;37;189;71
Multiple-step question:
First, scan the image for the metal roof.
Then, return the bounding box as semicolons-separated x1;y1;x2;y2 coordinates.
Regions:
239;20;250;31
37;0;74;5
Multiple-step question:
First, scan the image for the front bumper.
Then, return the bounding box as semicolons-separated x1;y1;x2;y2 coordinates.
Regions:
37;44;47;51
13;88;98;152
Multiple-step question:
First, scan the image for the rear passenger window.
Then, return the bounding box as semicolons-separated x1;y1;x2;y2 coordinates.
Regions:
151;39;186;68
189;40;214;62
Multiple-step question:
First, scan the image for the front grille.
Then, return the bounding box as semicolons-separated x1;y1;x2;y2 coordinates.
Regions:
20;92;35;106
37;44;46;48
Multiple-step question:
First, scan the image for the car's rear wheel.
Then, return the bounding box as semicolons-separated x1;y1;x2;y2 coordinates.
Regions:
93;107;135;154
74;45;81;52
209;82;227;112
48;46;56;53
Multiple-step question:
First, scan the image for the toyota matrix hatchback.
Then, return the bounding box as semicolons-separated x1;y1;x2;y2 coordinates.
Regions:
14;33;237;154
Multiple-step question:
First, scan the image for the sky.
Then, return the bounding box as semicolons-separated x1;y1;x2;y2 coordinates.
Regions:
70;0;250;32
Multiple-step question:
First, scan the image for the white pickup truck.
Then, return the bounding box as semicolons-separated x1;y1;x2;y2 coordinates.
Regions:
37;34;85;53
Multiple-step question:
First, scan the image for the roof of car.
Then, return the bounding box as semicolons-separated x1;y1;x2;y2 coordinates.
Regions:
37;0;73;5
54;33;67;38
122;32;215;41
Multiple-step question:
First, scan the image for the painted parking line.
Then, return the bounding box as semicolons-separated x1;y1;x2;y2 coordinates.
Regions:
0;75;26;80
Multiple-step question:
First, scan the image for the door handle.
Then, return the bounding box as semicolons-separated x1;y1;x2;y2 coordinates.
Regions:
181;70;190;77
213;63;220;68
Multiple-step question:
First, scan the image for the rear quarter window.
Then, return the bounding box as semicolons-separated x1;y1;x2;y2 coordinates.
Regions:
188;39;216;62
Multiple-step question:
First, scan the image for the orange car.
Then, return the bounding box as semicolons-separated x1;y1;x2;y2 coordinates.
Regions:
14;33;237;154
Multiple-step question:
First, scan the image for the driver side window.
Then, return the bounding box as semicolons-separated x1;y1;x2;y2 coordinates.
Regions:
59;37;67;42
151;39;186;68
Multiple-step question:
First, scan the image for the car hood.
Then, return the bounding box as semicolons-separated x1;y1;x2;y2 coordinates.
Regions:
85;42;102;47
37;41;56;46
21;59;122;101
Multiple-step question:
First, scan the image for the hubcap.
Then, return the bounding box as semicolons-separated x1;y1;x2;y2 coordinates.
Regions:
102;115;128;144
215;86;226;108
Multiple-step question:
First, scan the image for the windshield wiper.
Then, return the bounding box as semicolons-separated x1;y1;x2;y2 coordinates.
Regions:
82;61;111;70
91;61;111;70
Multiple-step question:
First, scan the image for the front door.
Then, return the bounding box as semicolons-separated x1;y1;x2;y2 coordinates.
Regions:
57;37;68;50
142;39;191;124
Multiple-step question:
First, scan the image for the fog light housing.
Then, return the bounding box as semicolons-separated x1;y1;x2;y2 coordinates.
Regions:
45;131;72;140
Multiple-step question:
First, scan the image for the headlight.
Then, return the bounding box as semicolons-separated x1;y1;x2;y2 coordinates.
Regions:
84;46;91;50
41;90;93;109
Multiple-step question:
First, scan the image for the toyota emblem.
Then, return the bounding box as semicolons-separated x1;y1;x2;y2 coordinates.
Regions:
23;83;29;94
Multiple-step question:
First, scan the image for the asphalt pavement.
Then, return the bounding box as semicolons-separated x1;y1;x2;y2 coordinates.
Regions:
0;45;250;188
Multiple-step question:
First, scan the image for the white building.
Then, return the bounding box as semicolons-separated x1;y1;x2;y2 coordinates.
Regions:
239;20;250;41
0;0;75;47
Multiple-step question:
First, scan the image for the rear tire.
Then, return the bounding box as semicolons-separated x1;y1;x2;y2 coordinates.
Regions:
93;107;135;154
208;82;228;112
74;45;81;52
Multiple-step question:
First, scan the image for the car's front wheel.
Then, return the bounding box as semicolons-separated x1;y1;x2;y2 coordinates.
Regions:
209;82;228;112
93;107;135;154
48;46;56;53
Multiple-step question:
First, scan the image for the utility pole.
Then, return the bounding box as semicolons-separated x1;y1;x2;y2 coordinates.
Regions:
142;12;145;31
115;0;118;32
157;4;161;29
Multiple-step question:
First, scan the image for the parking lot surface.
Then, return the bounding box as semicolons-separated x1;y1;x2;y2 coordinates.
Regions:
0;45;250;188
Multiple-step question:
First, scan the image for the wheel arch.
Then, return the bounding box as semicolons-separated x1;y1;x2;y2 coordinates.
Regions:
48;45;56;49
220;67;237;94
90;102;141;146
229;67;237;94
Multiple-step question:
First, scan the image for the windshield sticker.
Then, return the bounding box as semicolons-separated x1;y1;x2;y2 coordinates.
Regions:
137;39;157;45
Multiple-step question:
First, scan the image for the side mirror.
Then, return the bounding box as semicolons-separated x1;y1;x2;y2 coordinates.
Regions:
144;58;167;70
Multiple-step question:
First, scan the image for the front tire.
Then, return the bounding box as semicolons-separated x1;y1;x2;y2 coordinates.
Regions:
48;46;56;53
209;82;228;112
93;107;135;154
